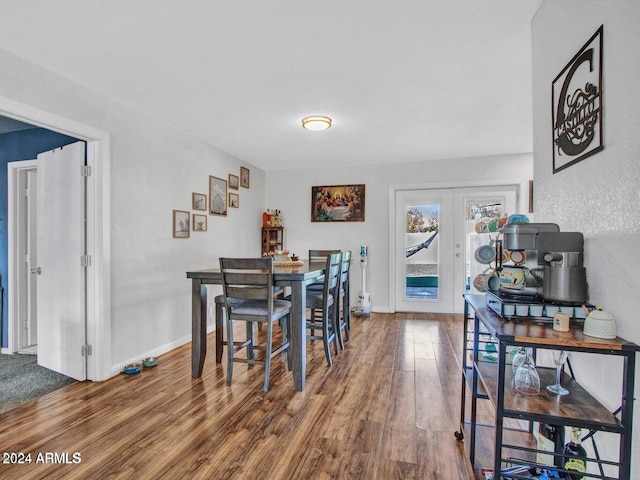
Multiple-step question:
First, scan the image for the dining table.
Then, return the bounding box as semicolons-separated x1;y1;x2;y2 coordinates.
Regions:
186;260;325;391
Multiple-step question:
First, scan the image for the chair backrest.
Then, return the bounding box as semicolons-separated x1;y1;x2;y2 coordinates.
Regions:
219;257;274;313
308;249;340;262
323;252;343;306
339;250;352;288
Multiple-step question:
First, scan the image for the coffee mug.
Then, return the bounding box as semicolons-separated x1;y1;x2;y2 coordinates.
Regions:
509;250;526;264
474;244;496;264
499;266;527;290
529;304;544;317
473;272;499;292
516;304;529;316
503;304;515;316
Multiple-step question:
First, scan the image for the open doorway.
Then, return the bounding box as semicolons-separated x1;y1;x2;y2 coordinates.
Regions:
0;99;111;382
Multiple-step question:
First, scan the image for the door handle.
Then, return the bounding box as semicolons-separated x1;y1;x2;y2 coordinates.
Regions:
31;267;42;275
455;253;462;258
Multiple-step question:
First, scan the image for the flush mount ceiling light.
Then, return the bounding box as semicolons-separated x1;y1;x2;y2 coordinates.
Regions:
301;115;332;131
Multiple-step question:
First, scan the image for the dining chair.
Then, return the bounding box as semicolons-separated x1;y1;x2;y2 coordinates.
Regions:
219;257;291;392
307;249;340;291
337;250;352;345
302;252;342;366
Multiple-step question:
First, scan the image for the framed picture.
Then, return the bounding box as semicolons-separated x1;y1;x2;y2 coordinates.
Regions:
311;184;365;222
552;25;603;174
228;173;239;190
209;175;227;216
192;214;207;231
192;192;207;211
173;210;190;238
229;192;239;208
240;166;250;189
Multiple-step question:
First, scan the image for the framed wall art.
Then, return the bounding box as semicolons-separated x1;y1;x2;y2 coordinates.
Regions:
192;192;207;211
209;175;228;216
228;173;239;190
240;166;250;189
311;184;365;222
552;25;603;174
229;192;239;208
173;210;190;238
193;214;207;232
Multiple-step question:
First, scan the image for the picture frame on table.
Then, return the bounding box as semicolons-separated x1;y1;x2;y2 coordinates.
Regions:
192;214;207;232
228;174;239;190
209;175;227;216
192;192;207;211
229;192;239;208
311;184;365;222
173;210;190;238
240;166;250;189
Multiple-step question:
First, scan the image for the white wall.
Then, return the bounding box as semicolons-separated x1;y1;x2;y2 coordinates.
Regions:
0;47;265;375
532;1;640;475
266;153;533;312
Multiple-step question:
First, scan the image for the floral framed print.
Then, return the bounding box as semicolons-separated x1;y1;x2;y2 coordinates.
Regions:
229;192;239;208
240;166;250;189
209;175;227;216
192;192;207;211
552;25;603;173
311;184;365;222
193;214;207;232
173;209;190;238
228;173;239;190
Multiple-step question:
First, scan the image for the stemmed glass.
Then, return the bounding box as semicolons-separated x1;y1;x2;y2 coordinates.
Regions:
511;347;527;374
514;349;540;395
546;350;569;396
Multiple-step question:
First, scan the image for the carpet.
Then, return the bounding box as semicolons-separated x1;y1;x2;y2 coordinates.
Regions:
0;354;77;414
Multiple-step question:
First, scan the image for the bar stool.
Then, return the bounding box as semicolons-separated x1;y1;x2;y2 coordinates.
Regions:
219;257;291;392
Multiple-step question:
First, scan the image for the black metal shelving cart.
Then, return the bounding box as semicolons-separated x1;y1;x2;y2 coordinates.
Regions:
457;293;638;479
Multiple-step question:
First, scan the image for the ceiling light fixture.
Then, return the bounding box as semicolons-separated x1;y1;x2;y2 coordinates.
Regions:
301;115;332;131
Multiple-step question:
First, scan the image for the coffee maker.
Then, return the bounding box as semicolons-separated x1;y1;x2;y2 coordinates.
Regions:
486;222;589;318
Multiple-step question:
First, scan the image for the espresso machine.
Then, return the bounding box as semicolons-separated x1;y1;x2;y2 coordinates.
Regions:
486;223;589;319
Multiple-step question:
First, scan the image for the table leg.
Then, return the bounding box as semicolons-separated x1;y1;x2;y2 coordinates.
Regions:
191;280;207;378
289;281;307;391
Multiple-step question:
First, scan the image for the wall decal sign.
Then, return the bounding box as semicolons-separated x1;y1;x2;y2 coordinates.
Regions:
552;25;603;174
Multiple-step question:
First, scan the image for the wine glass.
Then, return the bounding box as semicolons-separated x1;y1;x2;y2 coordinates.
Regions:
511;347;527;374
514;350;541;395
546;350;569;396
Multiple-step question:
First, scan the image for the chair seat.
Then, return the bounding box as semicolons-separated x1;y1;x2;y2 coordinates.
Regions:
230;299;291;317
305;291;334;310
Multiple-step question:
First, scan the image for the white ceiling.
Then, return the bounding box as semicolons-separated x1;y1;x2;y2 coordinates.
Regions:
0;0;543;171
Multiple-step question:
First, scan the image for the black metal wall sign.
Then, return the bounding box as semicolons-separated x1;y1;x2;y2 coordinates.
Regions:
552;25;603;174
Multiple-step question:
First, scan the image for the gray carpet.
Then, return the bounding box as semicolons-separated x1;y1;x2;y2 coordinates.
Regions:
0;354;77;414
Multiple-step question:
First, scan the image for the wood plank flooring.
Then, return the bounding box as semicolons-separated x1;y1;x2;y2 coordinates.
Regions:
0;312;484;480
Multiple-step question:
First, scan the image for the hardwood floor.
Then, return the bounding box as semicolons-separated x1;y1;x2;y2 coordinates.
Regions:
0;312;480;480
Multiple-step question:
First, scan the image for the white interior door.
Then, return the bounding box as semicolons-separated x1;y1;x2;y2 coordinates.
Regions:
36;141;86;380
395;189;455;313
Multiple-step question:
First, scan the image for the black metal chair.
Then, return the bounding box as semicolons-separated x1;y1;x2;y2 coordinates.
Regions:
219;257;291;392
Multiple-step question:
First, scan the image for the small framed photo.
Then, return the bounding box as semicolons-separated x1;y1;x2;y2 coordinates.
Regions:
193;214;207;231
192;192;207;211
229;192;239;208
209;175;227;216
228;174;239;190
173;210;190;238
240;166;250;189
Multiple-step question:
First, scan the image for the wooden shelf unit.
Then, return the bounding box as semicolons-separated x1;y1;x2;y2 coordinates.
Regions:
261;227;284;256
457;293;638;479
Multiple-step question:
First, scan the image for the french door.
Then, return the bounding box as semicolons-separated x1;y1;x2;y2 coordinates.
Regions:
394;185;518;314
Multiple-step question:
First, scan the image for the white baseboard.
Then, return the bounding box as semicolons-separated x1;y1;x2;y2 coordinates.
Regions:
108;323;217;379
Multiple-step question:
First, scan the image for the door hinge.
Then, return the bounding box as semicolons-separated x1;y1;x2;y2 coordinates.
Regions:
81;255;92;267
81;345;93;357
81;165;92;177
